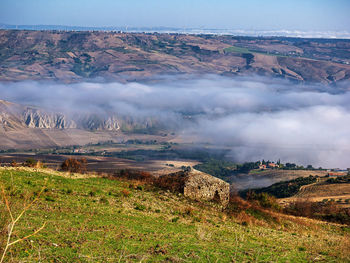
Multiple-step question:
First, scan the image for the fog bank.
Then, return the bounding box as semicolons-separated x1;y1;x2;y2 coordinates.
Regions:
1;76;350;168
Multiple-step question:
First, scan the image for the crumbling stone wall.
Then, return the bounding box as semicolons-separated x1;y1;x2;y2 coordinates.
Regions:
183;172;230;206
157;169;230;206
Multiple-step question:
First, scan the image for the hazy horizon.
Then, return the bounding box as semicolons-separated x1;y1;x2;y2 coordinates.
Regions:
1;0;349;33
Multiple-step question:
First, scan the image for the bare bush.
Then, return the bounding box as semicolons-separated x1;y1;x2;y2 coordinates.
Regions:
61;158;87;173
154;171;188;193
113;169;152;181
0;182;46;263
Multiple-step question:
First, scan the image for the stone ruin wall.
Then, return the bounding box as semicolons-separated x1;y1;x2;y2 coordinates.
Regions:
183;173;230;206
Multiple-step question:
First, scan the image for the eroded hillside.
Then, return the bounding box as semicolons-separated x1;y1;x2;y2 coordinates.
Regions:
1;30;350;83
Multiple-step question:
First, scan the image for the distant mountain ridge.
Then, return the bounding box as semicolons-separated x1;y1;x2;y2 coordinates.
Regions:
0;30;349;83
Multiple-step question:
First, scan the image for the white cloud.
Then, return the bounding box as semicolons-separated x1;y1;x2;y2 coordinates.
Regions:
1;75;350;168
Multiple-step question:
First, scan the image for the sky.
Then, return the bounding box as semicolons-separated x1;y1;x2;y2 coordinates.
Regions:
1;0;349;31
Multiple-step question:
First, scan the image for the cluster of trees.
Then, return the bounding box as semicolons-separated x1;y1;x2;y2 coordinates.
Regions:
236;162;260;173
280;163;319;170
193;159;237;179
260;160;319;170
260;159;279;165
195;158;321;179
327;175;350;184
0;149;17;153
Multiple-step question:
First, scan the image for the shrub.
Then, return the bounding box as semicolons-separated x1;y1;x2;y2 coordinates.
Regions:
134;203;146;211
241;221;248;226
227;193;251;212
45;196;55;202
61;158;87;173
154;171;188;193
113;169;153;182
99;197;109;204
171;217;180;223
121;189;131;197
246;192;281;211
24;159;42;168
284;200;350;225
183;206;194;217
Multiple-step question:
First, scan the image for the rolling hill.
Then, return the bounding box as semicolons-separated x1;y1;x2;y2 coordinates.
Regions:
1;30;350;83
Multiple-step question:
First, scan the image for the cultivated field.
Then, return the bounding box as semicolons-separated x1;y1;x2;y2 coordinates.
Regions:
233;169;329;189
0;128;175;150
0;153;198;175
280;181;350;208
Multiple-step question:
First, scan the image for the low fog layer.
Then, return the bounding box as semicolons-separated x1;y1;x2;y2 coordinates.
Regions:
1;76;350;168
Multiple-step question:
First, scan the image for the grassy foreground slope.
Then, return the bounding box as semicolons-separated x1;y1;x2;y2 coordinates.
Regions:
1;168;350;262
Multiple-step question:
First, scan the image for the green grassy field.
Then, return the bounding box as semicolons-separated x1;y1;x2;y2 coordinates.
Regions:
223;46;252;54
223;46;289;58
1;168;350;262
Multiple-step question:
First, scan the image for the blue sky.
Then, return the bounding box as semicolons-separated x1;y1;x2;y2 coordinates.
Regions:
1;0;349;31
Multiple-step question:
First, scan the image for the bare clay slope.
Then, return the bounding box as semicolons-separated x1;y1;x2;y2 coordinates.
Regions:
1;30;350;83
0;99;172;149
0;99;121;149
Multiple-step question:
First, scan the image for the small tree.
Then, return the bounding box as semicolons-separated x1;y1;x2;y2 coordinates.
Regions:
306;165;314;170
0;182;46;263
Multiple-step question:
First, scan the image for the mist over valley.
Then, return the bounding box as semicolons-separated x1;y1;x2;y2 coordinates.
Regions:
1;75;350;168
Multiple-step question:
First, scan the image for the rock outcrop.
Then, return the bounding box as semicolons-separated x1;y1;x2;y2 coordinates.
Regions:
0;100;27;131
0;100;121;131
77;115;120;131
23;108;77;129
